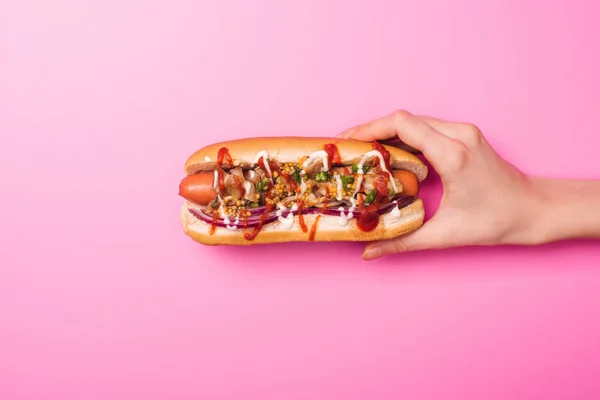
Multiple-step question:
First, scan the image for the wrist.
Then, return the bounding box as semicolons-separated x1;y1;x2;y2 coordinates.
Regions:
522;176;600;244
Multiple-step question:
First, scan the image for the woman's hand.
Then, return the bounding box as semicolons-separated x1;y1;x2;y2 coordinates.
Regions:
339;110;600;260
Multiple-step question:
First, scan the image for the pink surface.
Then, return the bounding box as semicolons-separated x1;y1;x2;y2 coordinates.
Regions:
2;1;600;399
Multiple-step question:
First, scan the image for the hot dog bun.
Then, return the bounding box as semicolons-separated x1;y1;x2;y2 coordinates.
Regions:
179;136;428;245
184;136;427;181
180;198;425;246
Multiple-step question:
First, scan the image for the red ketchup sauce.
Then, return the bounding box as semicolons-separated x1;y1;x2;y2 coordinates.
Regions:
372;141;391;171
209;211;218;235
297;200;308;232
324;143;341;165
354;141;395;232
217;147;233;166
308;215;321;241
257;156;279;178
230;175;245;197
267;159;298;191
269;159;281;175
356;203;380;232
373;174;389;197
322;186;330;209
216;169;226;195
244;203;274;241
241;209;249;228
281;173;298;191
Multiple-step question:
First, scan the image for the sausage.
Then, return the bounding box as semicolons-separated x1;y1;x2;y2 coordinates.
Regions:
179;173;217;205
391;170;420;196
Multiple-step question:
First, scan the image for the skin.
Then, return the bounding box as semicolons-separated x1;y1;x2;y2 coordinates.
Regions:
338;110;600;261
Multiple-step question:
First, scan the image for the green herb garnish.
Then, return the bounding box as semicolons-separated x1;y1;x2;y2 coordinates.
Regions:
257;178;270;192
340;175;355;187
291;166;302;184
351;164;371;173
365;189;377;204
250;202;259;208
315;171;330;182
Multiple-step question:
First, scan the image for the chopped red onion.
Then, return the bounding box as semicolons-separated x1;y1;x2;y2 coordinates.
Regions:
189;197;416;229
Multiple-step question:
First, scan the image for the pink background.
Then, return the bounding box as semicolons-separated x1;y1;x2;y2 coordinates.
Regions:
2;1;600;399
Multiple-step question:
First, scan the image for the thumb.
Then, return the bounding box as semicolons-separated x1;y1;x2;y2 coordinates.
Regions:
361;221;451;260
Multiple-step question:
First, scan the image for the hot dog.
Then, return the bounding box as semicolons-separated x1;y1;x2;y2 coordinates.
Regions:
179;137;428;245
179;170;419;206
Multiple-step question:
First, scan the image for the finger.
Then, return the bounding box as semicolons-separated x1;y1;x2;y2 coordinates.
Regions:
338;112;406;141
361;221;452;260
417;115;487;148
416;115;463;139
338;115;384;138
341;110;456;168
337;120;395;140
340;115;457;140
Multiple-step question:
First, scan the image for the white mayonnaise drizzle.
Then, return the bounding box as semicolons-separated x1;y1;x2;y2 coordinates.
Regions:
275;203;287;217
252;151;272;177
243;181;252;199
299;180;307;196
204;156;211;162
337;206;354;226
302;150;330;171
215;194;226;218
391;201;402;217
223;215;237;230
336;195;357;226
278;214;294;230
334;175;343;201
357;150;398;192
275;203;293;229
212;171;228;219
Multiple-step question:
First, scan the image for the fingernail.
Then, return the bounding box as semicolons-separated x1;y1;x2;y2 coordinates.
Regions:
338;129;356;138
362;247;382;261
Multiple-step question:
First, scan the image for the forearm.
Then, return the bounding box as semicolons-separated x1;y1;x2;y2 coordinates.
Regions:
529;177;600;243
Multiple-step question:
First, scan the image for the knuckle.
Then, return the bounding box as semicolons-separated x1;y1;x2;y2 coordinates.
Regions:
391;109;411;123
445;142;470;173
460;123;483;145
392;238;411;253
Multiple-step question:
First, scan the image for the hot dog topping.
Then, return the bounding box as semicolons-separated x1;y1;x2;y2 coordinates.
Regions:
217;147;233;166
183;142;420;239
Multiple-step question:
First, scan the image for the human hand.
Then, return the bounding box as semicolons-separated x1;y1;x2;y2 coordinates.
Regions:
338;110;556;260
